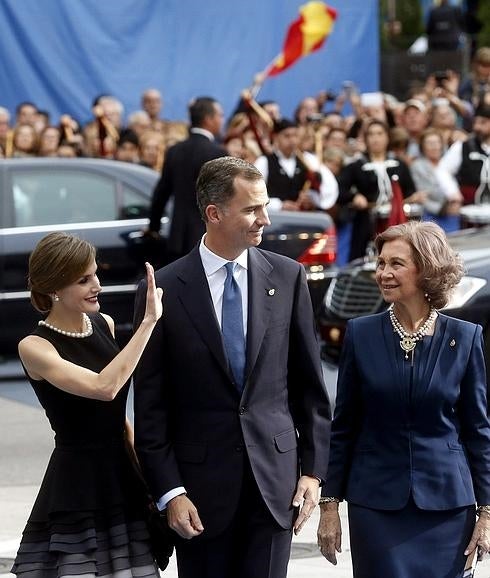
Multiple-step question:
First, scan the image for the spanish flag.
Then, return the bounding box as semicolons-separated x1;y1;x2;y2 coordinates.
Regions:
266;2;337;77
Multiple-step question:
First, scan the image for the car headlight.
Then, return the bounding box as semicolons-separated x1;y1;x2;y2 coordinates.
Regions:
443;276;487;310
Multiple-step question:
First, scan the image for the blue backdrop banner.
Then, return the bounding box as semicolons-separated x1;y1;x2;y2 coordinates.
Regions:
0;0;378;124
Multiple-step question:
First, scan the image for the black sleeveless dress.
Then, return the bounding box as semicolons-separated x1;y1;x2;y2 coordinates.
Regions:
11;313;159;578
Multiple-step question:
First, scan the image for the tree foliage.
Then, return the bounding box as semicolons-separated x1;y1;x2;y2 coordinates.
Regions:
477;1;490;47
380;0;425;51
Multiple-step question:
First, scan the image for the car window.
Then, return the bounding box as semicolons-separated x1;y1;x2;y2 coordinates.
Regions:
11;170;117;226
119;183;150;219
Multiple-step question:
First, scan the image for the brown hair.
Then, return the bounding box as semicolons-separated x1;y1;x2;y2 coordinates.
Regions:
28;232;96;312
364;119;390;153
389;126;410;151
374;221;464;309
419;128;443;156
474;46;490;66
196;156;263;221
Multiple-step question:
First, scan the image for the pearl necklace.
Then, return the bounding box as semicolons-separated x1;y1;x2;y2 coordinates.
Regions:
38;313;93;338
389;305;437;361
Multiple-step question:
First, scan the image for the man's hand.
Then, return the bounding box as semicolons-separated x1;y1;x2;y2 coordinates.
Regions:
317;503;342;565
167;494;204;539
292;475;320;535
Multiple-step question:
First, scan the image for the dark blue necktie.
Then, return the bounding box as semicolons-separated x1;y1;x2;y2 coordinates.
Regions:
222;262;245;392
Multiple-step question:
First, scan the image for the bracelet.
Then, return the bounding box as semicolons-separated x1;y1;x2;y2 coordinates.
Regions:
318;496;341;504
477;505;490;517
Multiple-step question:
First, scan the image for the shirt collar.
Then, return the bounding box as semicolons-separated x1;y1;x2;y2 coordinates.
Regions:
190;127;214;141
199;235;248;277
274;148;295;161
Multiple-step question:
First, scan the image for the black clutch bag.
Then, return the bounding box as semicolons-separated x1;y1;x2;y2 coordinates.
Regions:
146;502;175;571
125;431;175;571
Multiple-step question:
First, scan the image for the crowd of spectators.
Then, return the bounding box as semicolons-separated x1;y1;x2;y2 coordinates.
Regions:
1;46;490;263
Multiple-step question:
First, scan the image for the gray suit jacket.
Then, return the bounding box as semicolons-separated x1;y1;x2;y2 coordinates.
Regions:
133;246;331;537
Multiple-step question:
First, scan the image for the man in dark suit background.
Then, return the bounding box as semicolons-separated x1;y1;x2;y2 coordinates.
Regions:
133;156;331;578
146;96;226;260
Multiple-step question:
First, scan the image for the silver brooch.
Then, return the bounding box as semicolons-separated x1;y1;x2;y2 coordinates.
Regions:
268;289;275;296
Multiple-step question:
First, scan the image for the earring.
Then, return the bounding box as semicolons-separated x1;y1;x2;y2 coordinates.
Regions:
424;292;431;302
53;294;60;302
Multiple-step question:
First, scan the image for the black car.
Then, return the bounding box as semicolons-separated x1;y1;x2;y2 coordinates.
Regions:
0;158;337;354
319;226;490;364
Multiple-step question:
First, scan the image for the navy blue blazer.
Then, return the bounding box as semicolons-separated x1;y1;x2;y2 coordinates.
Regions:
324;311;490;510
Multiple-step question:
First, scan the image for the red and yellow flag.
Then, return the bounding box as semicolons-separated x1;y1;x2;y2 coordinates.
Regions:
266;2;337;77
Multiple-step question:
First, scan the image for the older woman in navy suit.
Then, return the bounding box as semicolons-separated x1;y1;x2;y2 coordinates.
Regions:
317;221;490;577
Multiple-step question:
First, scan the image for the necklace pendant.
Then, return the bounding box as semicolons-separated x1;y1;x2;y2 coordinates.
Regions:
400;336;417;353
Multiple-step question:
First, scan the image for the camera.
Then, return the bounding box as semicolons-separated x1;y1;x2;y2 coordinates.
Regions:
434;71;448;86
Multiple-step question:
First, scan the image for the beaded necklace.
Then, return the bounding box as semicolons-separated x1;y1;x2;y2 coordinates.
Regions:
389;305;437;363
38;313;93;338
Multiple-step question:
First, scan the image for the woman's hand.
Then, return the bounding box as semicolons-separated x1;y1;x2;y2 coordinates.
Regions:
317;503;342;565
465;513;490;560
143;262;163;324
351;193;368;210
404;190;427;205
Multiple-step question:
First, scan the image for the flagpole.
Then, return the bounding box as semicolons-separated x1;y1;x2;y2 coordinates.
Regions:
249;57;278;99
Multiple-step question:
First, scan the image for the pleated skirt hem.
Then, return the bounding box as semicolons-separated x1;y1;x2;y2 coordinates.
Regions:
12;507;159;578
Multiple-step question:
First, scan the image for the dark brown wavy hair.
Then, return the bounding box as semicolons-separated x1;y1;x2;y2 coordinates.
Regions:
28;232;96;313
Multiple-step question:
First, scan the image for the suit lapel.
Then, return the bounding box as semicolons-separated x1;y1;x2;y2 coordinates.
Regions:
412;314;449;405
381;311;409;407
176;248;230;380
244;248;273;382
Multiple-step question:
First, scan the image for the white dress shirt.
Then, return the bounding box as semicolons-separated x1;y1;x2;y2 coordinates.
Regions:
440;139;490;175
189;127;215;141
157;237;248;510
255;149;339;211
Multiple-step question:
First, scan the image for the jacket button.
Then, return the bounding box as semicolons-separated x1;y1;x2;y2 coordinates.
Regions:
239;406;246;415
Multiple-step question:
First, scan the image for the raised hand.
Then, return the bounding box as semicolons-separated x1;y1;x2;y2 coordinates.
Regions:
143;262;163;324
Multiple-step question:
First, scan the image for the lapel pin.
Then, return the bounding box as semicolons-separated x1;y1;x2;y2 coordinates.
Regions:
450;339;456;347
268;288;275;296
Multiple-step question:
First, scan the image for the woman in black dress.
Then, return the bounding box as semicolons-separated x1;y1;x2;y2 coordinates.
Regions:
337;119;420;261
11;232;163;578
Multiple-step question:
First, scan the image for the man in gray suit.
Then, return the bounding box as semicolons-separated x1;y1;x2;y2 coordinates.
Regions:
134;156;331;578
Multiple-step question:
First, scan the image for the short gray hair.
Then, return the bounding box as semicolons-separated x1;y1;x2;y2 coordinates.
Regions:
375;220;464;309
196;156;264;221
